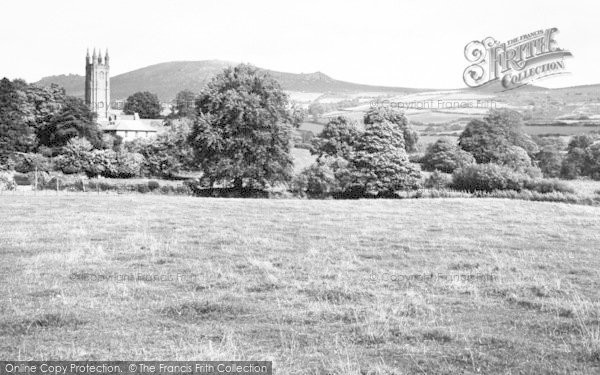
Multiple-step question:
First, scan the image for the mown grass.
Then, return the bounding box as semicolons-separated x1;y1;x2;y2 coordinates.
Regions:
0;195;599;374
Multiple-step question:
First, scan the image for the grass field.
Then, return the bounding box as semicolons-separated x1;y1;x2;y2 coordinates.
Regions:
1;196;599;374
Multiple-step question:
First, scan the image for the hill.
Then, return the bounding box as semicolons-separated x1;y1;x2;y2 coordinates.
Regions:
35;60;426;101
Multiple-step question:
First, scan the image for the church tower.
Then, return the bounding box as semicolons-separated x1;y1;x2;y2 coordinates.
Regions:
85;48;110;120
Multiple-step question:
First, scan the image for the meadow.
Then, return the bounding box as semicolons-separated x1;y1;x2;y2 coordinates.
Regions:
1;195;599;374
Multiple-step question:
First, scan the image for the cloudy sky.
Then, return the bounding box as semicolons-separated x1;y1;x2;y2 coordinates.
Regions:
1;0;597;89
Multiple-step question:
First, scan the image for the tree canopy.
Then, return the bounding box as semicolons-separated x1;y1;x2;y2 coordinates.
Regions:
124;91;162;119
37;96;103;149
189;64;296;190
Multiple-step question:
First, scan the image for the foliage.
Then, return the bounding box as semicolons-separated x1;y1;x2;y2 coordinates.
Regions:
349;120;421;196
291;157;346;198
0;171;16;190
54;137;144;178
451;163;531;192
310;116;360;160
172;90;197;118
459;109;538;165
126;118;194;178
37;96;103;149
0;78;36;164
113;152;145;178
560;136;600;180
423;170;452;189
124;91;162;119
11;152;52;173
189;64;295;190
147;180;160;191
523;179;575;194
421;138;475;173
363;107;419;152
535;146;564;178
54;137;95;175
495;144;533;171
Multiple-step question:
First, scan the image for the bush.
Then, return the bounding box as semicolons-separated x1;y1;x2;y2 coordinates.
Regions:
421;139;475;173
147;180;160;191
43;173;87;191
291;160;340;198
535;147;563;178
452;164;531;192
136;183;151;194
11;153;52;173
423;171;452;189
524;179;575;194
114;152;145;178
26;171;51;190
0;171;16;191
55;138;94;175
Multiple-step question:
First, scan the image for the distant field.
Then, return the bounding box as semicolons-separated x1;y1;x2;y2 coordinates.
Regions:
407;112;476;124
1;196;599;374
524;125;600;136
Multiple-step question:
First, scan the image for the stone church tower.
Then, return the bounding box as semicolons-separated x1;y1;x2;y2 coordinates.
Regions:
85;48;110;119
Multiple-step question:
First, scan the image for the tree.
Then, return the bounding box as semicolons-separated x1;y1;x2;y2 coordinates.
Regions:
560;135;600;179
535;146;563;178
173;90;197;118
363;107;419;152
124;91;162;119
459;109;538;166
189;64;296;190
0;78;36;165
349;120;421;196
127;118;194;178
37;97;104;149
310;116;360;161
421;138;475;173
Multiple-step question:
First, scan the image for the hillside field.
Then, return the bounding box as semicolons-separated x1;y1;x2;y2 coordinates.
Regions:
1;196;599;374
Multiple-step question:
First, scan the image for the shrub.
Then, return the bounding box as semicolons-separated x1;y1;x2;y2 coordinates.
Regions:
136;183;151;194
13;172;30;186
160;185;174;194
11;153;52;173
291;160;340;198
26;171;51;190
524;179;575;194
423;171;452;189
43;173;87;191
421;139;475;173
496;145;533;171
114;152;145;178
535;147;563;178
452;164;531;192
0;171;16;191
147;180;160;191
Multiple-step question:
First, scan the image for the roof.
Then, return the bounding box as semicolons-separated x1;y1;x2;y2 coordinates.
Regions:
102;119;158;132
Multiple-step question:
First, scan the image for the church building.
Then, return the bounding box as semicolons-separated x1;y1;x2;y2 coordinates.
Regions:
84;49;158;139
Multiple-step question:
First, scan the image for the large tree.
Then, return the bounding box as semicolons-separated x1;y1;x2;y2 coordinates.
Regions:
189;64;296;190
37;96;104;149
0;78;36;165
363;107;419;152
124;91;162;119
310;116;360;161
459;109;538;167
349;120;421;196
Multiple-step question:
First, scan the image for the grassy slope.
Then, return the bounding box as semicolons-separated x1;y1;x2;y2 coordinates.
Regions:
0;196;599;374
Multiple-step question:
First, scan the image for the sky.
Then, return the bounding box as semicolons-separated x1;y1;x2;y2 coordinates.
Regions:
1;0;598;89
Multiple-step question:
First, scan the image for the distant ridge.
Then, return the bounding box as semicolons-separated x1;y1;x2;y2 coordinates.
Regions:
35;60;430;101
